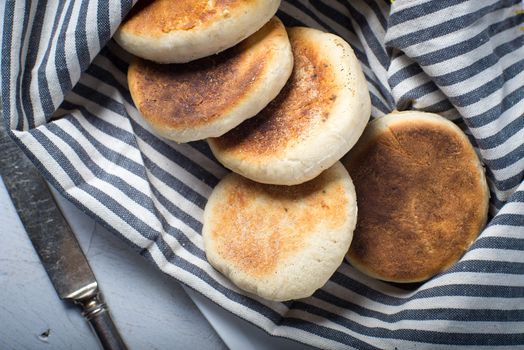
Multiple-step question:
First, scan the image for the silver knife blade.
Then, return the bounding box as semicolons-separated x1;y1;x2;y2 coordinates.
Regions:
0;120;127;350
0;125;97;300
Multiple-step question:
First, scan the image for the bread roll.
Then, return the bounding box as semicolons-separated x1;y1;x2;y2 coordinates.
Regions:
203;162;357;301
115;0;281;63
342;111;490;283
127;17;293;143
208;27;370;185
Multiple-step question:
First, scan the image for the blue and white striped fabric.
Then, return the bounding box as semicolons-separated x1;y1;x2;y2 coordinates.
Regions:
2;0;523;348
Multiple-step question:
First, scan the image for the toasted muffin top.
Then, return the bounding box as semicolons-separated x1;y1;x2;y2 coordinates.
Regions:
127;17;290;133
206;167;348;277
203;162;357;301
343;111;489;283
208;27;370;186
211;27;340;159
121;0;257;36
115;0;281;64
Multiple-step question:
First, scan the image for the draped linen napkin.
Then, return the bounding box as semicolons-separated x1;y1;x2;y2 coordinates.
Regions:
2;1;523;348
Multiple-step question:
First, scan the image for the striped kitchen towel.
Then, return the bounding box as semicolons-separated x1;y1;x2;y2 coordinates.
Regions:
2;0;523;348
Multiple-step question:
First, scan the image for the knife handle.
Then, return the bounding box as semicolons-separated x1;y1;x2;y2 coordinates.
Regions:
78;293;128;350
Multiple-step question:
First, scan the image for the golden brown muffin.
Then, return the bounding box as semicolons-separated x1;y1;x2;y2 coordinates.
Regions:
127;17;293;143
202;162;357;301
115;0;281;63
342;111;490;283
208;26;370;185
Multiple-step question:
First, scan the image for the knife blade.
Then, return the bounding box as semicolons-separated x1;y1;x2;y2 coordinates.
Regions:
0;121;127;350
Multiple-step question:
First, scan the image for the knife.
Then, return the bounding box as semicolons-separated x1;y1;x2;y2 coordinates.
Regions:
0;121;127;350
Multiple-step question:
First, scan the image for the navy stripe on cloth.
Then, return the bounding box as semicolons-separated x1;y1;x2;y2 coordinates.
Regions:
30;127;161;242
1;1;15;128
74;1;91;74
20;1;47;129
291;301;524;345
388;0;469;28
313;289;524;322
38;0;67;118
387;0;520;49
55;0;77;97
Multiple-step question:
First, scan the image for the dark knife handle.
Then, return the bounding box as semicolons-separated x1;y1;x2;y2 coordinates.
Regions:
77;293;128;350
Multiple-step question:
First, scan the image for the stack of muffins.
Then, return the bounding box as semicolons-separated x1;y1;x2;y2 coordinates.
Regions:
115;0;489;301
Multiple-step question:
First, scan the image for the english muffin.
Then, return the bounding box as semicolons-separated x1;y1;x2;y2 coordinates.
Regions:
115;0;281;63
203;162;357;301
127;17;293;143
208;27;370;186
342;111;490;283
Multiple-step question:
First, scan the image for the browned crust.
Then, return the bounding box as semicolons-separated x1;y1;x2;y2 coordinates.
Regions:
345;119;488;282
208;169;349;277
211;28;339;158
127;18;285;130
121;0;255;36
